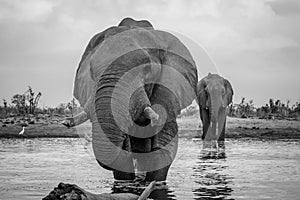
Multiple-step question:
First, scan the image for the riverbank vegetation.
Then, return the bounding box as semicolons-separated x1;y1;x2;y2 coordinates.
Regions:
179;97;300;120
1;87;299;126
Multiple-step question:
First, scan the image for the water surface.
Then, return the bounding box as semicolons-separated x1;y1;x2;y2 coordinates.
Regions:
0;137;299;199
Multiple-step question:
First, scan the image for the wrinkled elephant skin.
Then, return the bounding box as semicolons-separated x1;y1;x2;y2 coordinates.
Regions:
73;18;198;181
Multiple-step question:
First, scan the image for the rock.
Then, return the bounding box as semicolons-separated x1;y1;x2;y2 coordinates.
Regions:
19;122;28;127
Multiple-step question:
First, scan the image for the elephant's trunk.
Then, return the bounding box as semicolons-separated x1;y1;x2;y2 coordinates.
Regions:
92;55;159;173
144;106;159;121
207;92;221;141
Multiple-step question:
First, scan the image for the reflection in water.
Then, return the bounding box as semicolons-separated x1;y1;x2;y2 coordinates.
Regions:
200;140;226;159
193;157;234;200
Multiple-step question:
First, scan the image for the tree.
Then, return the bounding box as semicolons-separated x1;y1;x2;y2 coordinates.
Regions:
11;94;26;115
238;97;248;118
10;86;42;116
25;86;41;114
269;98;276;113
56;103;66;115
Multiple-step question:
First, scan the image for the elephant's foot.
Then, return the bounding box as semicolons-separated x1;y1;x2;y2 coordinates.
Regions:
145;164;171;181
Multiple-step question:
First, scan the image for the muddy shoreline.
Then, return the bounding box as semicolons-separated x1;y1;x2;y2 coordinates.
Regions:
178;116;300;140
179;127;300;140
0;117;300;139
0;124;78;138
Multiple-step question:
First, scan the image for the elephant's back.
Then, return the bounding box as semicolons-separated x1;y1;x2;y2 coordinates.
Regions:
74;23;198;109
89;28;197;79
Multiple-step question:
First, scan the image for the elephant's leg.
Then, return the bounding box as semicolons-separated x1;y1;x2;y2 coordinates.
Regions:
95;134;135;180
200;108;210;140
145;164;171;181
144;121;178;181
131;116;178;181
217;118;226;151
218;118;226;142
133;134;177;181
109;151;136;180
113;136;135;180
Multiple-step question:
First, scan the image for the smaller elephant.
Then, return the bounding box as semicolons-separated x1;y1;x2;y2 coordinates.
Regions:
196;73;233;153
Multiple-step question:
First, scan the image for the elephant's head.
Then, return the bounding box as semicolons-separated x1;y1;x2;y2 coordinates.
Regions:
73;18;198;176
197;73;233;141
118;17;153;28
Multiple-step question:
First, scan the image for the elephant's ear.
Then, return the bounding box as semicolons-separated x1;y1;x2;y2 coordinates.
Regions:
224;78;233;105
197;78;207;109
74;25;133;107
155;31;198;111
158;54;198;111
74;27;119;107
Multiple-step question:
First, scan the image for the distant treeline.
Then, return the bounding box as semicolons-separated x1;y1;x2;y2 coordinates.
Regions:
1;87;300;121
0;99;82;119
228;98;300;120
179;97;300;120
0;86;81;119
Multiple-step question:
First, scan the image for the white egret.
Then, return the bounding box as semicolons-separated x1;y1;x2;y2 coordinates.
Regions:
18;126;25;135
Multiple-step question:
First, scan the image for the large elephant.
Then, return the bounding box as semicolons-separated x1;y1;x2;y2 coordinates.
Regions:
72;18;198;181
196;73;233;151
